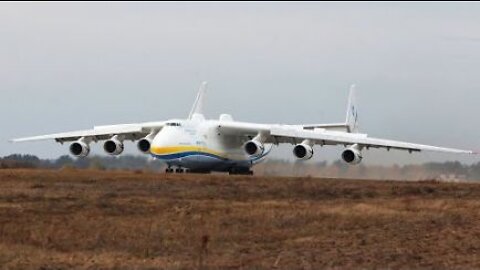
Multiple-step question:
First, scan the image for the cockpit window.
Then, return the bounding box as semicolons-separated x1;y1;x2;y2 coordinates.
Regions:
166;122;181;127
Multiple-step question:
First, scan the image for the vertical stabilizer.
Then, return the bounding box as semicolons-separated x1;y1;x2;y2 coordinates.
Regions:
188;81;208;119
345;84;359;133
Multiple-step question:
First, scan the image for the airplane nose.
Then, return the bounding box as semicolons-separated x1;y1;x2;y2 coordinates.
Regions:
150;128;177;156
150;136;165;155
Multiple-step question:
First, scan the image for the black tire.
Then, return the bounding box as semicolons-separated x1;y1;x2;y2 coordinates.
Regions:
189;169;211;174
229;168;253;175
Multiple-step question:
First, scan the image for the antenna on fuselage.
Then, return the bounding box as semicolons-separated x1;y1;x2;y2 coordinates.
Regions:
188;81;208;119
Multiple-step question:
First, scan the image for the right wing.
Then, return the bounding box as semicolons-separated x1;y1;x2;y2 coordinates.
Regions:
11;121;165;143
218;122;476;155
269;126;475;154
301;123;349;132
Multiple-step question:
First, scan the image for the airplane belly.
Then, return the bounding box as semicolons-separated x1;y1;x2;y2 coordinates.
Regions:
152;148;270;171
180;154;230;170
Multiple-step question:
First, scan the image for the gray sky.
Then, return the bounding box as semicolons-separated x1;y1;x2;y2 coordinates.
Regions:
1;2;480;165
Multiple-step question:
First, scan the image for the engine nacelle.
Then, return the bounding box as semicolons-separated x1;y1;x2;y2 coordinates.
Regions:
69;141;90;157
244;140;265;156
137;131;158;154
137;137;152;154
342;146;363;165
293;144;314;160
103;136;124;156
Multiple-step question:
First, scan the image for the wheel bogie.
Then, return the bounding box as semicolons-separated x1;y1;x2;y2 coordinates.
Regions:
229;167;254;175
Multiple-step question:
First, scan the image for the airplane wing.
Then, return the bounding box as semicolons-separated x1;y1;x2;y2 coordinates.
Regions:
217;122;476;154
270;126;475;154
301;123;350;132
11;121;166;143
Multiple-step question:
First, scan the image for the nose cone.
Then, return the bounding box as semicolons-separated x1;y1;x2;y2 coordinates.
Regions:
150;129;173;155
150;126;194;159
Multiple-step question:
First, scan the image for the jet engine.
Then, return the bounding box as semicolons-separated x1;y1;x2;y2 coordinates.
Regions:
137;137;152;153
103;136;124;156
137;131;158;154
244;140;265;156
69;140;90;157
341;145;363;165
293;144;314;160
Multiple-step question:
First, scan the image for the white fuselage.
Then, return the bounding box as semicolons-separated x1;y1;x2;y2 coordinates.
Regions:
149;118;270;171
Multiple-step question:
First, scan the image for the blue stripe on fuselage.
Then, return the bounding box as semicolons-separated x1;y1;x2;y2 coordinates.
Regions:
151;148;271;163
152;151;227;161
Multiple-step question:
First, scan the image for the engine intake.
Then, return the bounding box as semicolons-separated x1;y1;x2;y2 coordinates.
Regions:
104;136;124;156
244;140;264;156
342;145;362;165
293;144;314;160
69;141;90;157
137;138;152;153
137;131;158;154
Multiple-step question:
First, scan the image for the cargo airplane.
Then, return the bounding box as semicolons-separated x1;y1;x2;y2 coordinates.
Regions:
11;82;477;174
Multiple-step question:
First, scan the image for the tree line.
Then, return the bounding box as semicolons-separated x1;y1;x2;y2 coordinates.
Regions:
1;154;480;181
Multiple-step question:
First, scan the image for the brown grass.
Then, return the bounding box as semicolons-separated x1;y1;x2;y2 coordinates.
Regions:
0;169;480;269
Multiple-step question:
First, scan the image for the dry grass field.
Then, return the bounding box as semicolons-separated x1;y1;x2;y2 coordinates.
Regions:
0;169;479;269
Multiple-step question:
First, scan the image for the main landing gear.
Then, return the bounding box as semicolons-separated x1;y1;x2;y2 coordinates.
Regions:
165;166;252;175
165;167;191;174
228;168;254;175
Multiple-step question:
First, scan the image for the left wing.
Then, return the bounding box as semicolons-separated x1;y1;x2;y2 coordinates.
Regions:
218;122;476;154
11;121;165;143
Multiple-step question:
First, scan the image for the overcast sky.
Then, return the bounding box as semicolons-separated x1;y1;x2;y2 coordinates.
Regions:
1;2;479;165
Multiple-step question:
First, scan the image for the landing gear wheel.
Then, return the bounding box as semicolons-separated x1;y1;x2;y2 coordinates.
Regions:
229;168;254;175
165;168;174;173
189;169;211;174
175;168;184;173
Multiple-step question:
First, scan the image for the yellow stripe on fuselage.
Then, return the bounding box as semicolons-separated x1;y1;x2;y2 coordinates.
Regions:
150;145;226;158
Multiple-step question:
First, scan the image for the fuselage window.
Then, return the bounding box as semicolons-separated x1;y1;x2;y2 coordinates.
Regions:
166;122;181;127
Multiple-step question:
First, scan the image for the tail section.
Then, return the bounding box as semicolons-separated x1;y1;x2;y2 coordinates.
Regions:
188;81;208;119
301;84;359;133
345;84;359;133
